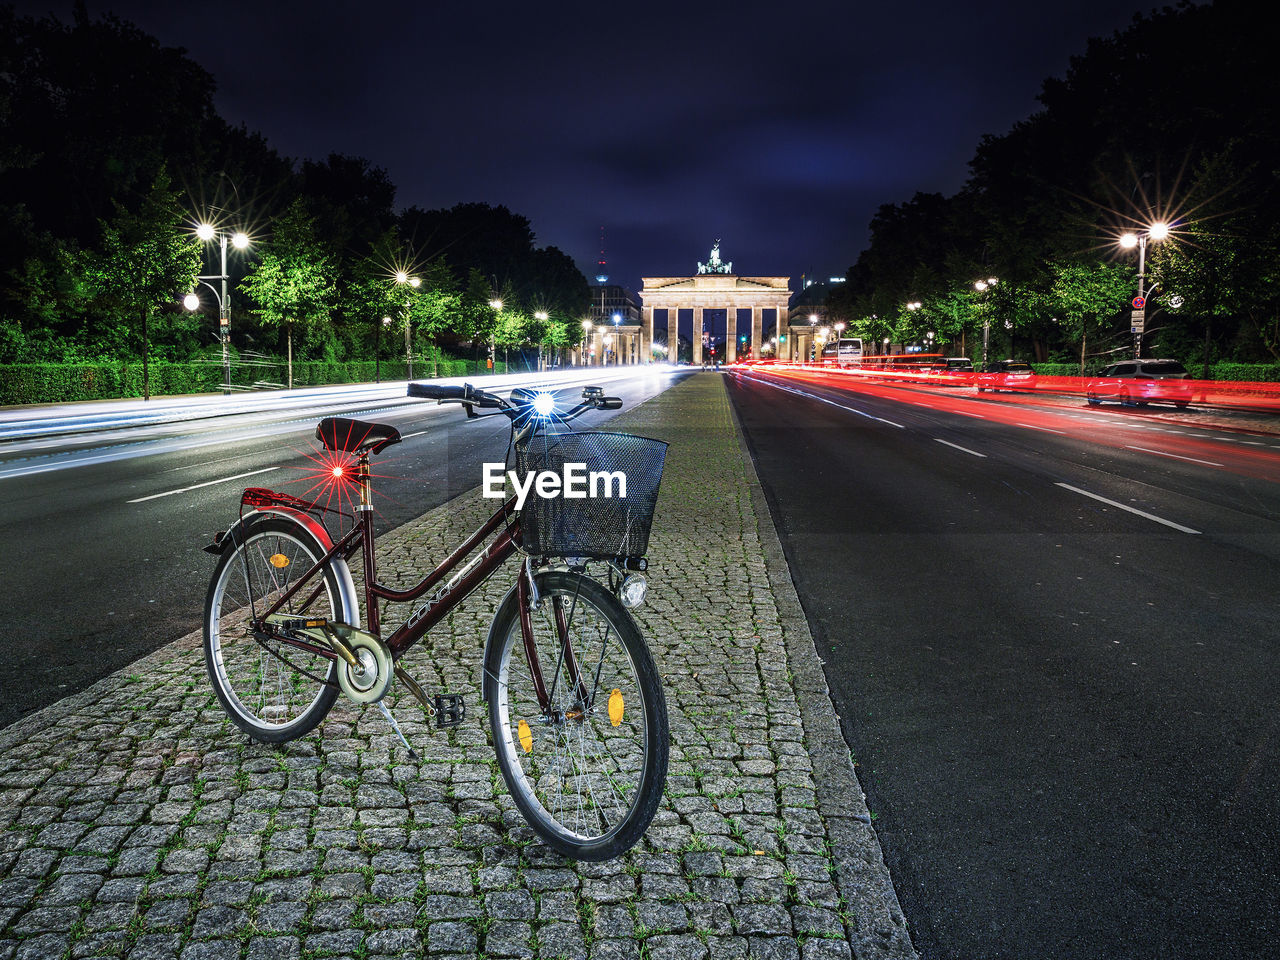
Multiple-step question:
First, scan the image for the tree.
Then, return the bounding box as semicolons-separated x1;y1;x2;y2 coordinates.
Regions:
238;198;336;388
1050;260;1132;373
74;170;200;399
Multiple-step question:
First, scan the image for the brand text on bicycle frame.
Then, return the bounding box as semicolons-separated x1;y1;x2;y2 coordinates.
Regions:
483;463;627;510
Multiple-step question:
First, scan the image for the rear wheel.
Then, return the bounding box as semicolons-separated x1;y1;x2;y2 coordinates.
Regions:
484;571;668;861
204;515;344;743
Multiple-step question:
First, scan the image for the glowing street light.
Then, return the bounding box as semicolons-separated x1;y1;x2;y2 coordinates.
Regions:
1119;223;1169;358
394;273;421;378
191;222;251;394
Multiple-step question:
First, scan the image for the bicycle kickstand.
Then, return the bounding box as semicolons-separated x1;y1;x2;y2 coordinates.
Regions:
376;701;419;762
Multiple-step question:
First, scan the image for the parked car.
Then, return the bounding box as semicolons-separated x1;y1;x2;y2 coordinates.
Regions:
975;360;1037;392
1086;359;1192;408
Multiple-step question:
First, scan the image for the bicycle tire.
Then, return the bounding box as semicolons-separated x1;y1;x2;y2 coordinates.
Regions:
204;514;345;743
484;571;668;861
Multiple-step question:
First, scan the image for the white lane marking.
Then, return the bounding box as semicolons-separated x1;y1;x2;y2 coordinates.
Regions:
127;467;279;503
934;438;987;458
400;431;427;439
1124;445;1224;467
1016;422;1067;435
1055;482;1200;534
749;375;905;427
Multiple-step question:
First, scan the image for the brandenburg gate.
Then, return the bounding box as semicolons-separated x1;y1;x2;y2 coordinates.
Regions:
640;243;791;364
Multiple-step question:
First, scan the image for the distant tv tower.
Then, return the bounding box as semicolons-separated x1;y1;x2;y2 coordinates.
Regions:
595;227;608;285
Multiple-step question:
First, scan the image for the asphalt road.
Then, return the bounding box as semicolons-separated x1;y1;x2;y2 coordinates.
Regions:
0;369;687;729
726;369;1280;960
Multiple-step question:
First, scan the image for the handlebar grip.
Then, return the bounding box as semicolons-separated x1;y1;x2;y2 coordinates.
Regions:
407;383;469;400
600;397;622;410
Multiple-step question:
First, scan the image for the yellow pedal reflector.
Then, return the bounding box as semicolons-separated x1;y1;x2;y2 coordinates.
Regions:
608;688;624;726
268;553;290;569
518;719;533;753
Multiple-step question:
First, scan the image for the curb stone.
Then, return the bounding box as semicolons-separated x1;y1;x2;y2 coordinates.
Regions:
722;380;917;960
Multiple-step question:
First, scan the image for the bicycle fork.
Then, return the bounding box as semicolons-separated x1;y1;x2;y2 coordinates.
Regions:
517;562;594;718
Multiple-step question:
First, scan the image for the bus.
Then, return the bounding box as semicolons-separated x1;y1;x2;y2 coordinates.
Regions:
819;337;864;367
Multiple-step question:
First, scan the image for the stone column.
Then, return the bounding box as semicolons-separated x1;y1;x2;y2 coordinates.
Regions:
751;306;762;360
726;307;737;363
693;306;703;365
642;306;654;364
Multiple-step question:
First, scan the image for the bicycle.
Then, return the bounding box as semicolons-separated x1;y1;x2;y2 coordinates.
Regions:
201;382;670;861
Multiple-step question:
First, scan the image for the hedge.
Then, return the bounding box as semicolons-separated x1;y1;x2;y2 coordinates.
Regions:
0;359;509;405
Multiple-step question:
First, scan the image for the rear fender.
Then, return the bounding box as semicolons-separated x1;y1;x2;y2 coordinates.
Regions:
204;506;361;629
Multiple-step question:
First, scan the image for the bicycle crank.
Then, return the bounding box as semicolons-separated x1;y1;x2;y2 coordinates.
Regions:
265;615;393;704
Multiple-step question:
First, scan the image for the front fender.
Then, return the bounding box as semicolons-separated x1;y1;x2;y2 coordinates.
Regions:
204;507;361;629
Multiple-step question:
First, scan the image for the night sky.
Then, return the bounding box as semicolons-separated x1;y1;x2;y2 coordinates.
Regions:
15;0;1157;294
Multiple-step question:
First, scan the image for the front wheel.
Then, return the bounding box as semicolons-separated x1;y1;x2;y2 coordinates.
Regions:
484;571;668;860
204;515;345;743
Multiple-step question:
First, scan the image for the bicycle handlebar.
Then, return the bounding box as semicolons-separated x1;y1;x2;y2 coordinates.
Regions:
407;381;620;418
406;383;468;401
407;382;503;408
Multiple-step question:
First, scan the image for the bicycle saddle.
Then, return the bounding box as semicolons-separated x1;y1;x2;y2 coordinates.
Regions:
315;418;402;455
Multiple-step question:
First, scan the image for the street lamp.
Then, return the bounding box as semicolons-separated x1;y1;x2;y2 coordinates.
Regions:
394;273;421;378
1119;222;1168;359
192;223;249;394
581;319;593;366
973;277;998;366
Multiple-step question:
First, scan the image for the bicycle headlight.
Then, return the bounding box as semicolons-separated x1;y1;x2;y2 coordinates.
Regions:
532;392;557;417
618;574;648;609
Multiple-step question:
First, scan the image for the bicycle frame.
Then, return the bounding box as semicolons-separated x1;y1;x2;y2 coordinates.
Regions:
242;449;578;714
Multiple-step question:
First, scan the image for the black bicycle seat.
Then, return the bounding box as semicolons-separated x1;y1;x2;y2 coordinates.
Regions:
315;418;401;455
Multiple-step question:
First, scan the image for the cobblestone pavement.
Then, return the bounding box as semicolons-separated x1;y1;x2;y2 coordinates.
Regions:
0;373;916;960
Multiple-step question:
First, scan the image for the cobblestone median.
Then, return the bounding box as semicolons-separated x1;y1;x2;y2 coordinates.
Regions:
0;373;915;960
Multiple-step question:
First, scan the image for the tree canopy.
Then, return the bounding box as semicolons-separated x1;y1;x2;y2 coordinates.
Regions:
0;4;589;369
829;0;1280;367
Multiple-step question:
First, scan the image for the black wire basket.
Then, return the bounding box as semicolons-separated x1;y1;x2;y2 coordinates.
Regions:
514;431;668;560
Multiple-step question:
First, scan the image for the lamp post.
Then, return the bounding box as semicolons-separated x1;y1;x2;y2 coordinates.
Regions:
377;316;392;383
394;272;421;378
581;319;593;366
1120;222;1168;359
973;277;998;367
487;299;502;371
808;313;818;362
194;223;249;394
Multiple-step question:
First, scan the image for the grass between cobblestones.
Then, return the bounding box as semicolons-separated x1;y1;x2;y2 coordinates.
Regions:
0;373;912;960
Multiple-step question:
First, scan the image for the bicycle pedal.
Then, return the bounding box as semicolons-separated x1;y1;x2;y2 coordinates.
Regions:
433;693;466;729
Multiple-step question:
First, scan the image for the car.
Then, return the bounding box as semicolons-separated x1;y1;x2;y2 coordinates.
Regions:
1086;359;1193;408
975;360;1037;392
938;357;975;384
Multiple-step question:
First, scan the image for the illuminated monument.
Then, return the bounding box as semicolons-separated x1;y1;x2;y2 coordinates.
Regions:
640;242;791;363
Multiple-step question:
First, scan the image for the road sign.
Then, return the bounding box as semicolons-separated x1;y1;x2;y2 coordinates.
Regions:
1132;296;1146;309
1131;308;1145;333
